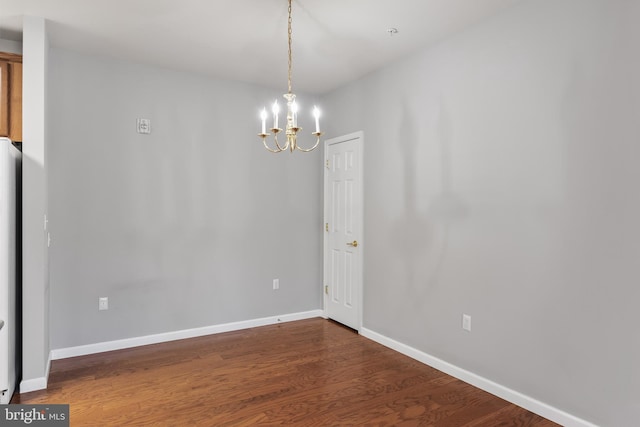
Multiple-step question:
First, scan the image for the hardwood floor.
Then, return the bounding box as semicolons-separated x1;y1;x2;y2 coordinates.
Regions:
13;318;559;426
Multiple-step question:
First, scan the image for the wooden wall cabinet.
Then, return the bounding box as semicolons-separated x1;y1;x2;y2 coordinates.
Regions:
0;52;22;143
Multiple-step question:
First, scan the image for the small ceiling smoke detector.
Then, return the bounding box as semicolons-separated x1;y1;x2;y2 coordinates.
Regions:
387;28;399;36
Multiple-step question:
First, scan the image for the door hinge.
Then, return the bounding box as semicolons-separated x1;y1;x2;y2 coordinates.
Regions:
325;223;329;232
325;159;330;169
324;285;329;295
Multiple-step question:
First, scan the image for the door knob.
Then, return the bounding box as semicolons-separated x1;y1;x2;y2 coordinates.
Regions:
346;240;358;247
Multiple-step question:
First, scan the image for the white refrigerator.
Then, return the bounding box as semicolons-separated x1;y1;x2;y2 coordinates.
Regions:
0;137;20;404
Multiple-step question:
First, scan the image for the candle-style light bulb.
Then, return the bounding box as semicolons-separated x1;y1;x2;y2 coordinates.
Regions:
313;106;320;133
272;100;280;129
260;108;267;134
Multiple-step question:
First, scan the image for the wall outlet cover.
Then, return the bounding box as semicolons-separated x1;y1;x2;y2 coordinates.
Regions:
136;118;151;134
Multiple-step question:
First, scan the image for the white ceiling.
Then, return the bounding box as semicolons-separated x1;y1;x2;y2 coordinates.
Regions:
0;0;520;94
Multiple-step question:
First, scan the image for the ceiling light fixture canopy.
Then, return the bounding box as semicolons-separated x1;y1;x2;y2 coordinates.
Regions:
258;0;322;153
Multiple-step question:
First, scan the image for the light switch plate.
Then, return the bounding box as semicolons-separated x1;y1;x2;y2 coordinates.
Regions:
462;314;471;332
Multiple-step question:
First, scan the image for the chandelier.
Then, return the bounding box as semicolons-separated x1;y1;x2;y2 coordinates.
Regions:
258;0;322;153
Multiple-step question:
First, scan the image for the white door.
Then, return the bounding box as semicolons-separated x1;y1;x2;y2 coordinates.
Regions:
324;132;363;330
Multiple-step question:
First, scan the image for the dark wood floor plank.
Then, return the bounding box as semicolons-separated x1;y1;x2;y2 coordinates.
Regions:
12;318;559;426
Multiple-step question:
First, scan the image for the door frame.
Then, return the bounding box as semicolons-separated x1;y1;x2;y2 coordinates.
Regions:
323;131;364;331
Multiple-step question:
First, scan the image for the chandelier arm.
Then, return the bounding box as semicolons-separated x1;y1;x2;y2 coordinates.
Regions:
274;133;289;151
295;134;323;152
262;137;284;153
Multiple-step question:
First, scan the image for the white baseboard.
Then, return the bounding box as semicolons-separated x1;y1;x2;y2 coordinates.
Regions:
18;351;52;394
360;327;599;427
19;377;47;394
51;310;323;361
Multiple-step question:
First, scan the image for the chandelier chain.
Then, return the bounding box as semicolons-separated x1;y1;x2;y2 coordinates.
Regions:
287;0;293;94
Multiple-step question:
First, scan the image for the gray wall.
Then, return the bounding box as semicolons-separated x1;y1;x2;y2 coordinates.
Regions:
21;16;50;387
48;49;323;349
322;0;639;425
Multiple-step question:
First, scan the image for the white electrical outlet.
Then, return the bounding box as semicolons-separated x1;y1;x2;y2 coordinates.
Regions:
99;297;109;311
273;279;280;290
462;314;471;332
136;118;151;134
